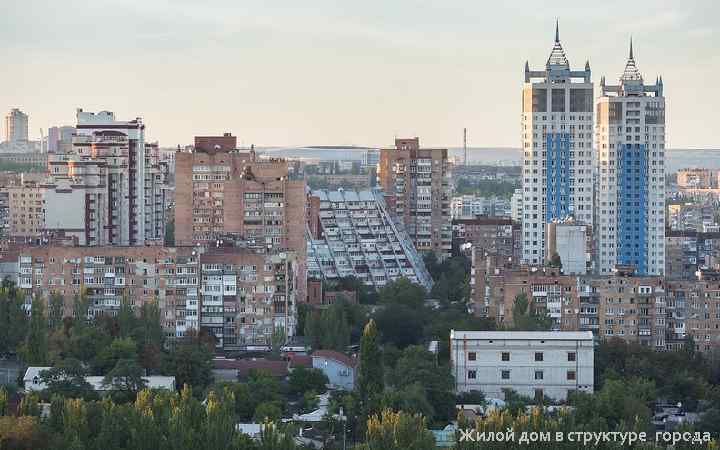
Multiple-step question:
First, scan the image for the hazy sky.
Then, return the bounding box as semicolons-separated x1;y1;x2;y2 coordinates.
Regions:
2;0;718;148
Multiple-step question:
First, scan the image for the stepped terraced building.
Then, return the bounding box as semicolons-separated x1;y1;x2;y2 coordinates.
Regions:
306;189;433;291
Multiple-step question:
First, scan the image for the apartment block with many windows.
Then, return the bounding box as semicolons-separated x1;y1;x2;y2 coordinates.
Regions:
521;23;594;266
378;137;451;260
595;41;666;275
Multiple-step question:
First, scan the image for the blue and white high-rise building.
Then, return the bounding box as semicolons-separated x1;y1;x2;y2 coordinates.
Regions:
595;40;666;275
521;22;594;265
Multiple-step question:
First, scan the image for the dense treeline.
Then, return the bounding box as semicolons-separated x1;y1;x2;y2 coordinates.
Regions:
0;282;215;396
0;386;301;450
454;178;519;199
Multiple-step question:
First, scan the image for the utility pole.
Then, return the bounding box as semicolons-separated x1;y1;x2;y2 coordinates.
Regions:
463;128;468;166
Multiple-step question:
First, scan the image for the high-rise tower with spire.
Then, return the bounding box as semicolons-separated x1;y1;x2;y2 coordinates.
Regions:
595;40;665;276
521;22;594;268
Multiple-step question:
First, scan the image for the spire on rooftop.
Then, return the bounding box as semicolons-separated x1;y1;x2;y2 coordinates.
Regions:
546;19;569;69
620;36;642;81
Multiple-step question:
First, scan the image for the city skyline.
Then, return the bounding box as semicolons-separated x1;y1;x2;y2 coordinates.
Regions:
2;0;718;148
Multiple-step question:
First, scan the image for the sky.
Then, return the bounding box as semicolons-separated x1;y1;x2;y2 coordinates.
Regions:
2;0;719;148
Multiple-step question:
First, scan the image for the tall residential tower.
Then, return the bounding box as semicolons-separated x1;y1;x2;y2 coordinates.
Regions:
521;23;594;265
4;108;29;143
595;41;666;275
378;137;452;260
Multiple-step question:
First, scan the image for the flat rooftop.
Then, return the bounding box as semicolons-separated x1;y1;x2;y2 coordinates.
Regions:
450;330;594;341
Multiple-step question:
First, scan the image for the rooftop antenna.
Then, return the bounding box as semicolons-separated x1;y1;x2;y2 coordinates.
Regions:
463;128;468;166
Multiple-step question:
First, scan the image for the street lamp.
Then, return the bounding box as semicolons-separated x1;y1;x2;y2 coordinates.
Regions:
338;407;347;450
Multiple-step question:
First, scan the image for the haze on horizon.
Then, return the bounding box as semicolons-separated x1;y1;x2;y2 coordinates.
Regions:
2;0;718;149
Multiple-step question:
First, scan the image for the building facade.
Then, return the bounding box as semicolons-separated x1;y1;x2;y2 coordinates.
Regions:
453;217;517;261
44;109;164;246
4;108;29;143
378;137;451;260
306;189;433;290
546;219;590;274
677;168;714;189
6;242;300;349
3;183;45;238
521;23;594;266
174;141;307;312
451;330;594;401
595;41;666;275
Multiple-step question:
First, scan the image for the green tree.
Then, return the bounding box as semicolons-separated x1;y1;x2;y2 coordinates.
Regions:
355;409;436;450
102;359;147;403
39;358;96;400
380;382;435;420
18;392;41;417
288;367;329;395
391;345;455;423
254;401;282;422
136;300;165;374
47;291;65;331
257;422;298;450
72;292;89;323
0;416;48;450
304;302;351;352
378;278;425;309
549;252;562;268
301;390;319;413
204;390;238;450
0;386;7;416
163;332;214;391
97;337;138;373
511;293;552;331
61;398;90;450
0;285;28;355
357;320;383;405
22;296;48;366
117;295;137;339
270;326;286;359
373;303;425;348
320;303;350;351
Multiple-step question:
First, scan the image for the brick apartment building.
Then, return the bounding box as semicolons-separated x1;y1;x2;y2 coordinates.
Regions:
452;216;519;261
174;134;307;302
472;250;688;352
378;137;451;260
5;241;301;350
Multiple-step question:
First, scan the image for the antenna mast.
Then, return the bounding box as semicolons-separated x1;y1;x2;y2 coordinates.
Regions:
463;128;467;166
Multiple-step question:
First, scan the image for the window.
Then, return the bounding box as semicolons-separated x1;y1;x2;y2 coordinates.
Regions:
468;370;477;380
501;370;510;380
534;352;544;362
534;370;544;380
467;352;476;361
567;370;576;381
501;352;510;362
568;352;576;362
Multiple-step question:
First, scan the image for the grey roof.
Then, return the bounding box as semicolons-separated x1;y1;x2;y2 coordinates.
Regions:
450;330;593;341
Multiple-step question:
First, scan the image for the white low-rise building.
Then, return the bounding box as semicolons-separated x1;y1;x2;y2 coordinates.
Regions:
23;367;175;392
450;331;594;402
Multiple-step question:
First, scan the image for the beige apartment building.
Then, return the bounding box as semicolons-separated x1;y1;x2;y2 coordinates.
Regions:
4;183;45;238
378;137;451;260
